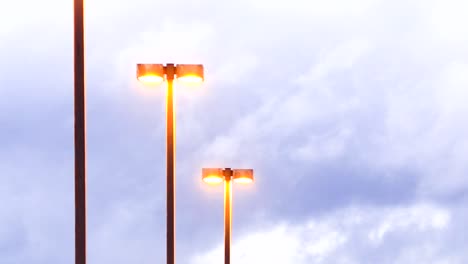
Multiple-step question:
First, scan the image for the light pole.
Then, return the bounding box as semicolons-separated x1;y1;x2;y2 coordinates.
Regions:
74;0;86;263
137;63;204;264
202;168;254;264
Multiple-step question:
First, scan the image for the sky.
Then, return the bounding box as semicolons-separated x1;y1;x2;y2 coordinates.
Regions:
1;0;468;263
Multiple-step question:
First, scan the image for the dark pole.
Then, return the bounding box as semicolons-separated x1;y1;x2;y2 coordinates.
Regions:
224;172;232;264
166;64;176;264
73;0;86;262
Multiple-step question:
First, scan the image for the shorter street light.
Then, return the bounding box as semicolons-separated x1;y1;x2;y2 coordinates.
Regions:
136;63;204;264
137;63;204;85
202;168;254;264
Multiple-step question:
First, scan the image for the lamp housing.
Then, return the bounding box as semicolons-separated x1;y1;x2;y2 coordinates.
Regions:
176;64;204;84
202;168;224;185
137;64;165;84
233;169;254;184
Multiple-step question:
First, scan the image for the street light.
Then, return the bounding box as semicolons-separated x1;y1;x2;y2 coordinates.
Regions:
74;0;86;263
137;63;204;264
137;63;204;85
202;168;254;264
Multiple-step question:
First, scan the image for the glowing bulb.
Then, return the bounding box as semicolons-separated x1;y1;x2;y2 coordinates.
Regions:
177;75;204;84
176;64;204;85
233;177;253;184
203;175;224;185
233;169;254;184
138;75;164;84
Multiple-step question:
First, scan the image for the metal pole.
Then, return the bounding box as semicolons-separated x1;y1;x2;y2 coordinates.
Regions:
74;0;86;262
166;64;176;264
224;177;232;264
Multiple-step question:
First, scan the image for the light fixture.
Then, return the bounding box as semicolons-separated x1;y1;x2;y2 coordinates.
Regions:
137;63;204;85
201;167;254;264
202;168;224;185
233;169;254;184
137;64;165;84
135;62;204;264
176;64;204;84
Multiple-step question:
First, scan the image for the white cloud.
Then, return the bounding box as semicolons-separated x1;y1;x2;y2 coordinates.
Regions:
92;19;261;100
88;197;164;264
211;53;259;84
424;0;468;44
193;11;468;196
0;149;73;263
295;38;372;84
3;0;468;262
368;204;450;244
243;0;379;21
191;203;454;264
195;37;371;166
0;0;70;37
366;61;468;195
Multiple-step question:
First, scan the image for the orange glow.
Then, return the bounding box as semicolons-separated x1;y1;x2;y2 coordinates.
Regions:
137;64;165;85
177;75;204;84
203;175;224;185
138;75;164;84
233;177;253;184
176;64;204;85
233;169;254;184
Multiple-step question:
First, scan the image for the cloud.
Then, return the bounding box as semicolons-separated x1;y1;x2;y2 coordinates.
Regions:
88;197;165;264
191;202;460;264
242;0;379;21
2;0;468;263
0;0;70;39
423;0;468;44
0;148;73;263
193;18;468;198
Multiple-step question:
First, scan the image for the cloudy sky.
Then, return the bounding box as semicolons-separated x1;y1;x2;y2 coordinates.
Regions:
1;0;468;263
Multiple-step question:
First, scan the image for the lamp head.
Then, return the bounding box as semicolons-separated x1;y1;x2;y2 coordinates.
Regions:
137;64;165;85
202;168;224;185
233;169;254;184
176;64;204;84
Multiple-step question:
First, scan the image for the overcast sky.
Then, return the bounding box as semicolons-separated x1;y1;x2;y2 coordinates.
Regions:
1;0;468;263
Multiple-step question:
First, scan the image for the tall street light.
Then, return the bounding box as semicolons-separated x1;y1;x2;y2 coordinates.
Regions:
137;63;204;264
74;0;86;263
202;168;254;264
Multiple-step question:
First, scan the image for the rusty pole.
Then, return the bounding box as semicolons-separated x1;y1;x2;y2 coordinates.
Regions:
74;0;86;263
